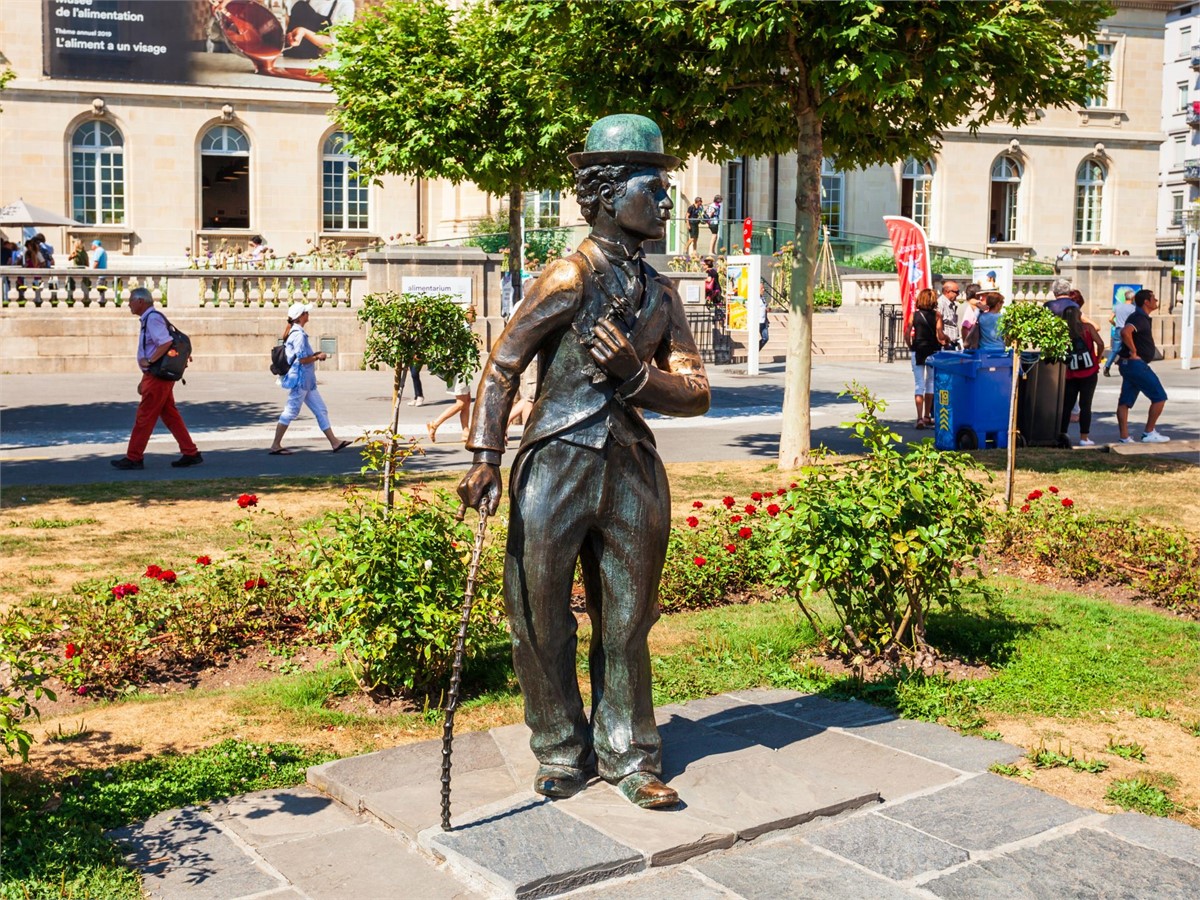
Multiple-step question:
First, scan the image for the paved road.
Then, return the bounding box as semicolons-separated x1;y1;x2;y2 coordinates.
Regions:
2;360;1197;487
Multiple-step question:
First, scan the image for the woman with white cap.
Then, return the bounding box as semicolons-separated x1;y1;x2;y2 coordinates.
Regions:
269;302;351;455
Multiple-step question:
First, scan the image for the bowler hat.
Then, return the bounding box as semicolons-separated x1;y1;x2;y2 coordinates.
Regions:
568;114;681;170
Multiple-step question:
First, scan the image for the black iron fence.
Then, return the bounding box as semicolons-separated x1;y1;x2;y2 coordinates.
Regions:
686;308;732;365
878;303;910;363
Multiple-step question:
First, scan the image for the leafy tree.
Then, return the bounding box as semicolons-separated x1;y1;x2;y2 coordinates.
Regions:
324;0;588;305
513;0;1109;466
358;292;480;507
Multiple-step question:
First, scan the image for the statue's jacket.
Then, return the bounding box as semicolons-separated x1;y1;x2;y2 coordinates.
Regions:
467;237;710;458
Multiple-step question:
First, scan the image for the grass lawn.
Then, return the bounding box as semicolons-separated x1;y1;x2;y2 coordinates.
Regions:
2;451;1198;898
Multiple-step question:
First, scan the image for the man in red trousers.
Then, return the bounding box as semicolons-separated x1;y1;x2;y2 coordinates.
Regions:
111;287;202;470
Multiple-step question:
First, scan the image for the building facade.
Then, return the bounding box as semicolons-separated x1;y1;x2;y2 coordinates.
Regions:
1156;1;1200;260
0;1;1169;265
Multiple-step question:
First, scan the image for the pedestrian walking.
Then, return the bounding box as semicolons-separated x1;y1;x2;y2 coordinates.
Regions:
1103;289;1135;376
684;196;704;257
269;302;351;454
408;365;425;406
705;194;722;255
1060;305;1104;447
426;304;478;443
111;288;202;470
1116;289;1170;444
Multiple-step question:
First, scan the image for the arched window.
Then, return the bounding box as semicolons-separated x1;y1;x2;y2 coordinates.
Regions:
201;125;250;229
71;121;125;225
322;131;369;231
1074;160;1106;244
989;156;1022;243
901;159;934;231
820;158;844;236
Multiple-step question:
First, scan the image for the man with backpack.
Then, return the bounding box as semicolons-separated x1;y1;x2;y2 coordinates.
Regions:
111;288;202;470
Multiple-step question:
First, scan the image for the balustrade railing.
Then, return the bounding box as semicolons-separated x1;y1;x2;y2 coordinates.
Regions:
0;267;365;309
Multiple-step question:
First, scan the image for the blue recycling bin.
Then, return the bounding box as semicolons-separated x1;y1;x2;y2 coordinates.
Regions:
927;350;1013;450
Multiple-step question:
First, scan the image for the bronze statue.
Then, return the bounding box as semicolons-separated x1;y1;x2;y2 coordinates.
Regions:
458;115;710;809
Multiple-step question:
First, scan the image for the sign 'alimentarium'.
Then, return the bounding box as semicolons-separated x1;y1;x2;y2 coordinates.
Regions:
43;0;369;90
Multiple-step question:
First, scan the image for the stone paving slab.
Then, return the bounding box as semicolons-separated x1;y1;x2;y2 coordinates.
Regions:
207;788;361;849
1100;811;1200;867
667;756;879;841
880;774;1086;851
693;837;919;899
306;730;504;813
657;713;769;779
567;868;735;899
256;821;476;900
841;717;1024;772
364;764;521;839
422;799;644;898
770;730;960;803
921;827;1200;899
803;810;970;881
108;806;284;900
557;779;737;866
489;722;540;785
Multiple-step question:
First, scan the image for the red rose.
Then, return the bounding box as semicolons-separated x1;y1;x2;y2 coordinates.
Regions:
692;501;704;509
725;543;736;553
237;493;258;509
730;514;743;524
1020;504;1031;513
751;491;763;502
738;527;753;539
1048;486;1059;494
1027;490;1043;501
1061;498;1074;508
767;504;781;517
693;556;706;567
144;564;163;579
195;555;212;566
776;488;787;496
722;496;736;509
65;642;79;660
111;583;139;598
744;504;757;515
159;570;177;584
76;685;89;696
686;516;699;528
789;482;798;489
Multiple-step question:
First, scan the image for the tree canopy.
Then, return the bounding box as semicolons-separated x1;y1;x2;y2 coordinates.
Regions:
509;0;1111;466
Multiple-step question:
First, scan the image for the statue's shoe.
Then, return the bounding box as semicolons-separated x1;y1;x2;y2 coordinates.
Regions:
533;764;589;799
616;772;679;809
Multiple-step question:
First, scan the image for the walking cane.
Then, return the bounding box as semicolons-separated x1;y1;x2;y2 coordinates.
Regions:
440;506;489;831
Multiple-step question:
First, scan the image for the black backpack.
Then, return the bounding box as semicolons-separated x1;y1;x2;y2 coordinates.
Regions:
145;311;191;382
270;343;290;376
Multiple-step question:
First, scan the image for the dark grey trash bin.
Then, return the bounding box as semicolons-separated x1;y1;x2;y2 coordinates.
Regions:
1016;351;1068;447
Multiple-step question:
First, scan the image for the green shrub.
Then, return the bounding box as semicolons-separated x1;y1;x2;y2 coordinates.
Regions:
999;300;1071;362
764;386;991;658
657;494;782;612
992;487;1200;614
0;615;57;762
813;286;842;309
302;491;506;695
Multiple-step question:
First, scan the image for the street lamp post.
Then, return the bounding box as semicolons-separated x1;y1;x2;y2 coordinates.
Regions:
1182;206;1200;370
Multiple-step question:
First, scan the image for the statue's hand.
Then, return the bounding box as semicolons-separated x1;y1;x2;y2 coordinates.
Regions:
589;319;642;381
457;463;502;516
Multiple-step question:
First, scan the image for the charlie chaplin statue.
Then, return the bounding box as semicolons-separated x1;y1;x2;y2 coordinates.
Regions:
457;115;710;809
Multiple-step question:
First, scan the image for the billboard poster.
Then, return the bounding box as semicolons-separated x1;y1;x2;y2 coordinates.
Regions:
971;258;1014;301
1112;283;1141;313
724;254;762;374
44;0;368;90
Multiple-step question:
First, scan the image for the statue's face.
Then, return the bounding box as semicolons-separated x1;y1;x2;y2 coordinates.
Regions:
611;168;673;241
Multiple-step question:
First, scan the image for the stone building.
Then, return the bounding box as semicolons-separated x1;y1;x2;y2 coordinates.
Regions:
0;0;1170;264
1156;1;1200;261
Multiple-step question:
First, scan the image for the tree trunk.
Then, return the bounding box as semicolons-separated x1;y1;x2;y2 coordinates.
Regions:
778;109;822;470
383;365;407;511
509;185;524;308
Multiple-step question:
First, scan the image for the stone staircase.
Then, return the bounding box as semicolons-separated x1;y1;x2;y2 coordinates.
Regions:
730;309;879;365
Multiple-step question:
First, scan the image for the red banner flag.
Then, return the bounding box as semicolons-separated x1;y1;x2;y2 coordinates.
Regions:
743;218;753;255
883;215;932;333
